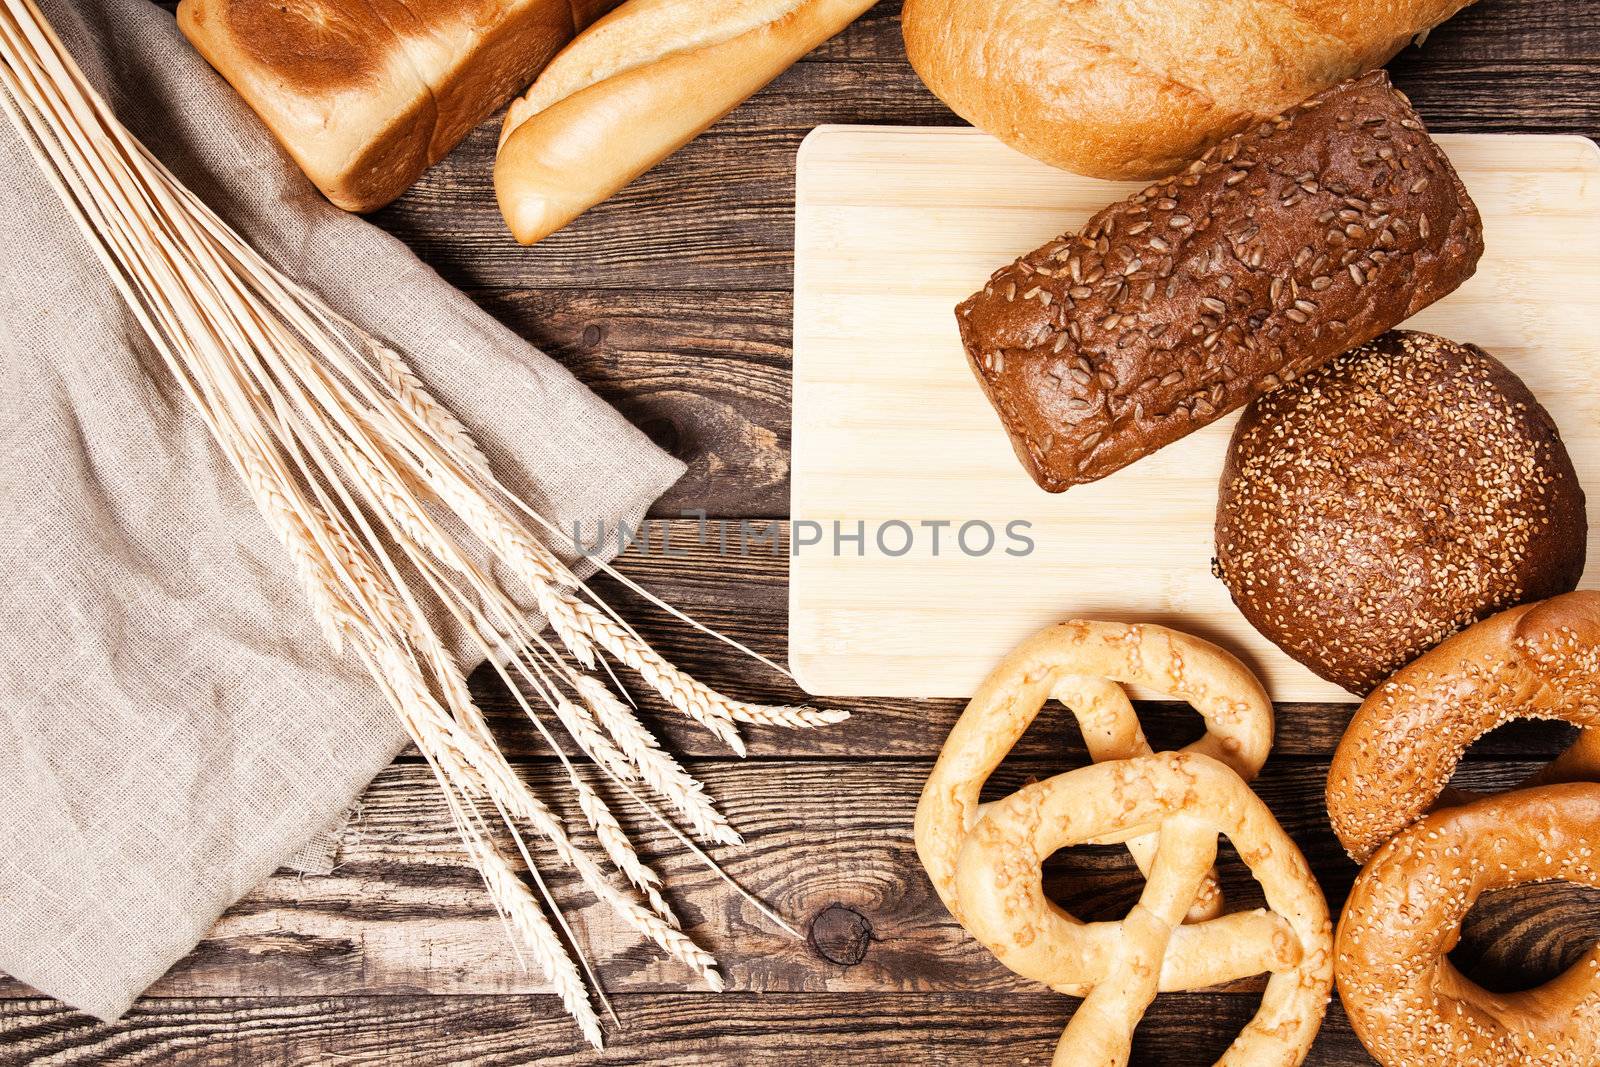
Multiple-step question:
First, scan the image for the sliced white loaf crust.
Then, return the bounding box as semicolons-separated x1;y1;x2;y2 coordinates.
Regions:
178;0;618;212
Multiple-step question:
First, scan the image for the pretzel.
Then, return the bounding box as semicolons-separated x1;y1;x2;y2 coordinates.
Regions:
1336;783;1600;1066
1328;590;1600;862
956;751;1334;1066
915;622;1331;1064
916;620;1276;935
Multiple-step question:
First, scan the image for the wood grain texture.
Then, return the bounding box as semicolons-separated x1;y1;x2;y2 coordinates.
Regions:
8;2;1594;1065
0;994;1380;1067
478;290;792;518
6;758;1598;1065
4;759;1593;1005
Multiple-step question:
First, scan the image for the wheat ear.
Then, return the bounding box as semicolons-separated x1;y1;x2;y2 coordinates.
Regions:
577;677;741;846
394;549;695;928
461;823;603;1047
0;0;862;1043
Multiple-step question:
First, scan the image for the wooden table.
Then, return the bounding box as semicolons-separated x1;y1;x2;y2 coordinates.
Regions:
5;2;1599;1063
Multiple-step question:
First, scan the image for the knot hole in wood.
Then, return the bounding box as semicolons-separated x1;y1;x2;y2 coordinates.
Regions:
810;903;874;966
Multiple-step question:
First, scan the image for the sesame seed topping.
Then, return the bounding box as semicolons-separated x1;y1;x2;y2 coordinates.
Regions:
1214;331;1585;695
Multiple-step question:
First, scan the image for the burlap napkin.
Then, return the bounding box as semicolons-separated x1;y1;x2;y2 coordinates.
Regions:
0;0;684;1023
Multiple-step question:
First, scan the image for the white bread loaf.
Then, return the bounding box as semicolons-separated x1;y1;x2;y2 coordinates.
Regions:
901;0;1477;181
178;0;619;213
494;0;876;246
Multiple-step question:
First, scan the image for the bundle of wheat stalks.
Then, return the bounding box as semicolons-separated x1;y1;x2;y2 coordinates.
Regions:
0;0;846;1045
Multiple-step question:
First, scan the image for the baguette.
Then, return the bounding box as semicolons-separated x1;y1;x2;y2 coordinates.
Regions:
902;0;1476;181
178;0;617;213
955;72;1483;492
495;0;876;245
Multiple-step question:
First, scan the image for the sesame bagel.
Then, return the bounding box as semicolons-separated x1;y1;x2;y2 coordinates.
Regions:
1327;590;1600;863
1336;783;1600;1067
1215;330;1587;695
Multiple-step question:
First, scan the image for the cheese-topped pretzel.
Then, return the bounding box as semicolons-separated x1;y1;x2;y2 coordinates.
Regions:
957;751;1334;1067
1337;783;1600;1066
1328;590;1600;862
916;620;1274;937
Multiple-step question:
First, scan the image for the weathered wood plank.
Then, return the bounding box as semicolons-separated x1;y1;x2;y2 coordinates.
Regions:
1390;59;1600;135
47;9;1600;1067
0;992;1384;1066
464;521;1582;760
809;0;1600;64
148;0;1599;293
372;61;1599;292
479;290;791;519
151;0;1600;64
3;759;1591;1006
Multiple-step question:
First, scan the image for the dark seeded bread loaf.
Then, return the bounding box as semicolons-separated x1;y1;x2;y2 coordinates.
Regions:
955;71;1483;492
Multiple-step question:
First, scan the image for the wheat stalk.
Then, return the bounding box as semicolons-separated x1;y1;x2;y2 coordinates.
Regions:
577;677;741;846
0;0;849;1047
379;498;742;854
469;833;604;1046
447;793;604;1046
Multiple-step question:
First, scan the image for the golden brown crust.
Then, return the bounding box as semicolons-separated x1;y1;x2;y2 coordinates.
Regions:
177;0;610;212
954;752;1333;1065
1327;591;1600;863
918;624;1334;1061
1336;784;1600;1066
493;0;876;245
901;0;1476;181
1217;332;1587;695
218;0;387;93
954;72;1483;492
914;619;1275;936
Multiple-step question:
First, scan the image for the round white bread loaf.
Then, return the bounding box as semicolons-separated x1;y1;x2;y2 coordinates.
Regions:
900;0;1476;180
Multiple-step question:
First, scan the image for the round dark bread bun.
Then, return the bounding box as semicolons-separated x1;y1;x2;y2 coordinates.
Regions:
1214;330;1587;695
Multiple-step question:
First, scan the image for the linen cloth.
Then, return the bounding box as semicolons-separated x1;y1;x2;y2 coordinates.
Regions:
0;0;683;1022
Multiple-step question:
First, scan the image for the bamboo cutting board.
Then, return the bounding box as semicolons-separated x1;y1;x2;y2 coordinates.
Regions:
790;126;1600;702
